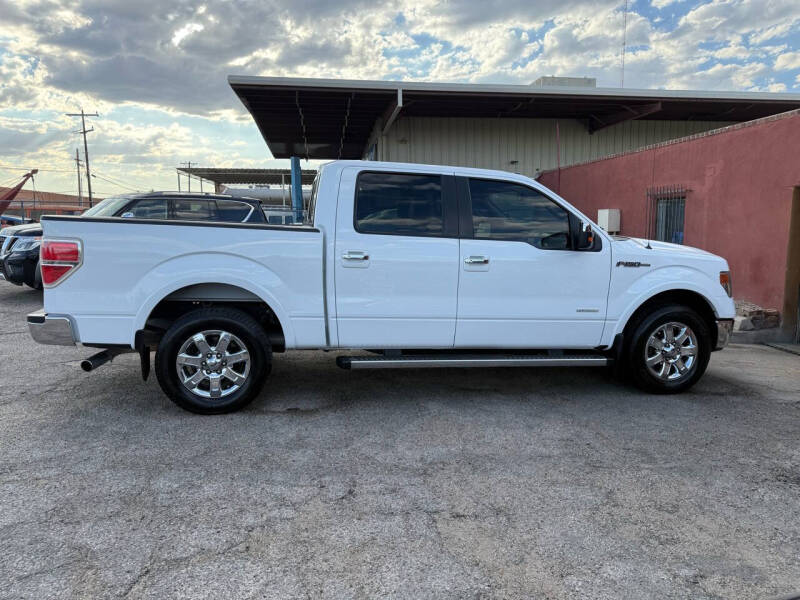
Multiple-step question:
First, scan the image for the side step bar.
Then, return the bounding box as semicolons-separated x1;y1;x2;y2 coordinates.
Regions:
336;354;610;370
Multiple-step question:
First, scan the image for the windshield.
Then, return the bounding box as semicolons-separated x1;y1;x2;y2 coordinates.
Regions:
82;196;131;217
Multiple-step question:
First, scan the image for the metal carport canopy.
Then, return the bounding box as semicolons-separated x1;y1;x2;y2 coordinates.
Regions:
176;167;317;186
228;75;800;160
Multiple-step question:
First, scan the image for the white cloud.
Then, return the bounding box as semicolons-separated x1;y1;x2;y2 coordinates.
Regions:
650;0;684;9
775;51;800;71
172;22;205;47
0;0;797;193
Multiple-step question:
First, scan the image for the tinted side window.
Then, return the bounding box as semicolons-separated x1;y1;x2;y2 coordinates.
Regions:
468;179;571;250
355;173;443;236
215;200;253;222
126;198;168;219
172;199;214;221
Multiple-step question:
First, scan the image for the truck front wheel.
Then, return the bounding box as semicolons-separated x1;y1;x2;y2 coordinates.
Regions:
155;307;271;414
627;304;711;394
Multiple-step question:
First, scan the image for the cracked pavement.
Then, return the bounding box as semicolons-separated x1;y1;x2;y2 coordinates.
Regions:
1;283;799;599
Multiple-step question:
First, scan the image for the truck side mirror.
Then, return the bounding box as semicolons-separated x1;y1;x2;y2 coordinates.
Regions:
576;223;595;250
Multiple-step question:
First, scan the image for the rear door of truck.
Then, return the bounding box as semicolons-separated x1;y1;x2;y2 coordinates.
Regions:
333;167;460;348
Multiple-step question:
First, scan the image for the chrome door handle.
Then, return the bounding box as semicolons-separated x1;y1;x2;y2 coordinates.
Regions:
464;256;489;265
343;251;369;261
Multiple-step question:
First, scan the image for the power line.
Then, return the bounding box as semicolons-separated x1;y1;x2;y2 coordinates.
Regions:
92;169;144;191
0;163;74;173
1;160;171;172
91;172;140;192
65;108;99;206
0;175;24;187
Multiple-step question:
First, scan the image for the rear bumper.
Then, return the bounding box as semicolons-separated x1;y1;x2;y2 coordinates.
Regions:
715;319;734;350
27;310;76;346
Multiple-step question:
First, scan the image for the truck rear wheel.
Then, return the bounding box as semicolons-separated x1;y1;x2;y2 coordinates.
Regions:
155;307;271;414
627;304;711;394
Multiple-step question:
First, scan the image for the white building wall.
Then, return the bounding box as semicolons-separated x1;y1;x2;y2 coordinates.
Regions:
374;117;732;176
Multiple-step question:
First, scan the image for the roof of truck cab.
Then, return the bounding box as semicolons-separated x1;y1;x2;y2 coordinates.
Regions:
319;159;585;224
323;159;537;182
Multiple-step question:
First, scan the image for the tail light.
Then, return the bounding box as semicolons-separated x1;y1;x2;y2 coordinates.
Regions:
40;239;82;287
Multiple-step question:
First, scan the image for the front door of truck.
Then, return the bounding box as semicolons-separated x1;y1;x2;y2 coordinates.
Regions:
334;168;459;348
455;177;612;348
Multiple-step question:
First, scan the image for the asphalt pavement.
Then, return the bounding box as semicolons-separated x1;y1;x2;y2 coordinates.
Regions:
1;282;799;599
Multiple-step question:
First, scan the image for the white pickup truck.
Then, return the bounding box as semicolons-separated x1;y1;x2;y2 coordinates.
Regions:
28;160;734;413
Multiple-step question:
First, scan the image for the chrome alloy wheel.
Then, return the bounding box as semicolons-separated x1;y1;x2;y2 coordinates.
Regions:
644;321;699;381
175;330;251;399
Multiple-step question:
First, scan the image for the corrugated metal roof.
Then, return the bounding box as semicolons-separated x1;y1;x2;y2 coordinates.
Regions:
228;75;800;160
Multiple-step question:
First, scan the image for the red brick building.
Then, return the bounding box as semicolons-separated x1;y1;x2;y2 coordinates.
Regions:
0;188;96;221
538;110;800;339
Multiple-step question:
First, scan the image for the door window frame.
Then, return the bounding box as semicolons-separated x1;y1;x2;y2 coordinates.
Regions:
168;198;218;222
456;175;601;252
213;198;256;223
353;170;459;239
119;198;170;220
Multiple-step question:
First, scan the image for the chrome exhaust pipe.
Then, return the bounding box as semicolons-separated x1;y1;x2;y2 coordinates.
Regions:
80;348;130;372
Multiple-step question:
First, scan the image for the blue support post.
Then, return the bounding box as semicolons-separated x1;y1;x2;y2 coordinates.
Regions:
290;156;303;223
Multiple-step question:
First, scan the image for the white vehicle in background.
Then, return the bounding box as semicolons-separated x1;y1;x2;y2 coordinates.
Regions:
28;161;734;414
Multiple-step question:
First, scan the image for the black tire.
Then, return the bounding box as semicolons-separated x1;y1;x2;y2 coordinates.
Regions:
26;260;42;290
155;307;271;414
627;304;711;394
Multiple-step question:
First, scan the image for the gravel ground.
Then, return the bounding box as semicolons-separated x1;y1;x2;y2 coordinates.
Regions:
1;282;799;599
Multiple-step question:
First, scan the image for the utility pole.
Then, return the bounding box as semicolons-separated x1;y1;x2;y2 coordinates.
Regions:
75;149;83;206
180;162;193;193
66;109;99;206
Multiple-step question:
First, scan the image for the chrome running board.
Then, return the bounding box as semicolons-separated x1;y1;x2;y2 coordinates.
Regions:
336;354;609;370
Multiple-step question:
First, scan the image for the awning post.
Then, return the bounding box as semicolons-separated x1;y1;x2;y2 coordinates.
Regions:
290;156;303;222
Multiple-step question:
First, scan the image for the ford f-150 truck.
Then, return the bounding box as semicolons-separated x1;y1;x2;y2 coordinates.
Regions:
28;161;735;414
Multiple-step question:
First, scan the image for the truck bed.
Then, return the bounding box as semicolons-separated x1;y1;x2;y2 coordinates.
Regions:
40;216;326;348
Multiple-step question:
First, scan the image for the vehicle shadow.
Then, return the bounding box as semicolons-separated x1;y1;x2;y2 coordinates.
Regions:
61;350;746;419
250;351;628;415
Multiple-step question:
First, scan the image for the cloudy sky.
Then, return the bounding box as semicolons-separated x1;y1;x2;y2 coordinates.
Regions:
0;0;798;196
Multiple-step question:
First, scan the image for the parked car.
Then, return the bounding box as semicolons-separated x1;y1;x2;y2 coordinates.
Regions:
1;192;268;289
28;161;735;414
81;191;268;223
0;222;43;287
0;222;43;288
0;215;32;227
